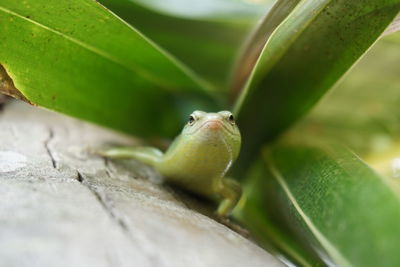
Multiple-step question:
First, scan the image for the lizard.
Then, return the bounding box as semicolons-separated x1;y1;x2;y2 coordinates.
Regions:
96;110;242;217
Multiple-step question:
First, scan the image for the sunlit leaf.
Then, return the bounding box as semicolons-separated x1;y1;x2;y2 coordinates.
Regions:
233;0;400;174
0;0;217;137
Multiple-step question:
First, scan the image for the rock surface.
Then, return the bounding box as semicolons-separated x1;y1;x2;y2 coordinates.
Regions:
0;101;283;267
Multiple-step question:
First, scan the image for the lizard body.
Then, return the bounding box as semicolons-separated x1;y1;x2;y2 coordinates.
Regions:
97;110;242;216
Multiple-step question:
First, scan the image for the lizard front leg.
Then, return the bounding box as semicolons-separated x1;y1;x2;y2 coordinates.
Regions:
95;146;163;167
216;177;242;217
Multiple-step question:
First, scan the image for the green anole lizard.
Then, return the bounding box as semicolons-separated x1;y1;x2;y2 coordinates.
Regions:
96;110;242;217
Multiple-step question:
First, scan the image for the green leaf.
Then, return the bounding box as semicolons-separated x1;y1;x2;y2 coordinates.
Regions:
230;0;301;99
235;159;325;267
0;0;217;137
240;143;400;266
283;31;400;176
98;0;272;89
233;0;400;173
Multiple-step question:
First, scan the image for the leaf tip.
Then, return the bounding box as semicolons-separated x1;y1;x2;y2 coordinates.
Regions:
0;64;34;106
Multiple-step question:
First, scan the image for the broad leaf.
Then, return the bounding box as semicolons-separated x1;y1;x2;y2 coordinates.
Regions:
240;144;400;266
233;0;400;173
236;160;325;266
0;0;217;137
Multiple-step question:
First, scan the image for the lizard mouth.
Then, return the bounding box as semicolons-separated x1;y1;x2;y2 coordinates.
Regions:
195;120;235;135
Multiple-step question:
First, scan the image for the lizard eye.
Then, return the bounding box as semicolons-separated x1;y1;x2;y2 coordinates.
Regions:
228;114;235;124
188;115;196;125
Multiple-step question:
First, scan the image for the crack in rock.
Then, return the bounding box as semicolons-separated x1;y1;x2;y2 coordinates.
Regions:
76;171;129;232
103;158;112;178
76;170;164;266
44;128;57;169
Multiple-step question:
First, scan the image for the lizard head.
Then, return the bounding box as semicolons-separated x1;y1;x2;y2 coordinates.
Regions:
181;110;241;161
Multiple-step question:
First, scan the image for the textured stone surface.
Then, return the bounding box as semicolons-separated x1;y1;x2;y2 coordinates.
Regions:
0;101;283;267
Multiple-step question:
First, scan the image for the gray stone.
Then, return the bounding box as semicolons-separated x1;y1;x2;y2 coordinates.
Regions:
0;101;283;267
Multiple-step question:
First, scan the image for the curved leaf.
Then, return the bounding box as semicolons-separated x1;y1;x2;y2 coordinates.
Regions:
230;0;301;99
235;159;325;266
241;144;400;266
0;0;217;137
233;0;400;174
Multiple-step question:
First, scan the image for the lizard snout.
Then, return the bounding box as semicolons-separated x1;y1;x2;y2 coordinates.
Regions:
203;120;223;131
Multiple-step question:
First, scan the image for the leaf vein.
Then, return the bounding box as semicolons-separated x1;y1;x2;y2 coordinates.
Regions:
266;152;354;267
0;5;177;91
